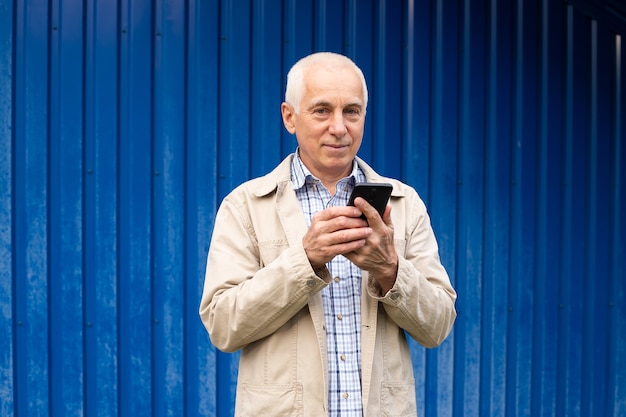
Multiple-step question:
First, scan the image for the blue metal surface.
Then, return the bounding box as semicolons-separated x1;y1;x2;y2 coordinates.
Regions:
49;0;84;415
118;0;154;414
0;0;14;416
1;1;625;416
13;2;51;416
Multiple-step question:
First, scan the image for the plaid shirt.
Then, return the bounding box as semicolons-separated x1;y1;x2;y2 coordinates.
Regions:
291;151;367;417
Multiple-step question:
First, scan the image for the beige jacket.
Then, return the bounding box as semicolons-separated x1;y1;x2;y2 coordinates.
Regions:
199;154;457;416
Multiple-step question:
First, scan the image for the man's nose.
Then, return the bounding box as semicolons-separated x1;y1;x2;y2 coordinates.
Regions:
328;111;348;137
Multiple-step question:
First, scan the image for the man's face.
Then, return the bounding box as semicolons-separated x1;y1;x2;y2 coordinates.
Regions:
282;65;366;182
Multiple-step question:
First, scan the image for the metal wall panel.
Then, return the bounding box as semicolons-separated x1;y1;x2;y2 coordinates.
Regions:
1;0;624;416
0;1;13;415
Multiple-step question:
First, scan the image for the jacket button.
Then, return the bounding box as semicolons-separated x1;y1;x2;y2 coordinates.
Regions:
389;292;399;300
306;279;316;287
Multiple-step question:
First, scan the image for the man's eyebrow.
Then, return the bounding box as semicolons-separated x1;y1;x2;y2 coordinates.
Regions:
307;100;332;110
306;100;363;110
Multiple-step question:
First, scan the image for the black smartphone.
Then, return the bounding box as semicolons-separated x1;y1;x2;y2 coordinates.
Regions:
347;182;393;220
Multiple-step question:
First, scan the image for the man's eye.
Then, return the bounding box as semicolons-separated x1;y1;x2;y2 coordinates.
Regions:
345;108;361;118
314;108;329;115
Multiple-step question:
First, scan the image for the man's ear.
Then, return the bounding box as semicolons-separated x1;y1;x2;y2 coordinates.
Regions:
281;102;297;134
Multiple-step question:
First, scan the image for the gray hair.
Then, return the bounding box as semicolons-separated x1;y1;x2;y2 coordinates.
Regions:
284;52;368;114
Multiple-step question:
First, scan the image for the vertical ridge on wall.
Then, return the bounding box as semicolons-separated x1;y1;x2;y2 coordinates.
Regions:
508;0;539;415
453;0;486;416
582;19;599;417
48;0;85;415
314;0;343;55
558;6;578;417
368;2;405;178
583;19;608;417
0;0;14;414
426;1;458;416
531;1;563;416
118;0;154;414
401;0;430;196
218;0;251;198
560;6;588;416
609;34;626;417
13;1;51;415
481;0;512;415
371;0;402;178
83;0;119;414
558;7;575;417
152;0;187;414
250;0;284;177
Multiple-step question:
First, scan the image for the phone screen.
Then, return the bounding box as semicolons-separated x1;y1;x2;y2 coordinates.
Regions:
347;183;393;219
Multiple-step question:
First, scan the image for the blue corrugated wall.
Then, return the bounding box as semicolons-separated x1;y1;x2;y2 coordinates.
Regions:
1;0;625;416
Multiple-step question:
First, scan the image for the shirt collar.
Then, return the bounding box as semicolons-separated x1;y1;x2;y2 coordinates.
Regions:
290;148;363;190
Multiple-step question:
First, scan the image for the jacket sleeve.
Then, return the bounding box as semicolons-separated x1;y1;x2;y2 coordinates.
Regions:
198;192;329;353
367;190;457;348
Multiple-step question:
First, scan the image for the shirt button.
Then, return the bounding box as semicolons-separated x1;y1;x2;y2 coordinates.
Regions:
334;276;340;283
342;393;349;399
340;354;346;361
337;314;343;320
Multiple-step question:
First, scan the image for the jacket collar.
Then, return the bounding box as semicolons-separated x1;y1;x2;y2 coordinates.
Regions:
251;153;406;198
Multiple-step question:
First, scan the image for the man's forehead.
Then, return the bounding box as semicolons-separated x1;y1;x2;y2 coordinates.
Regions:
302;72;364;102
305;62;357;78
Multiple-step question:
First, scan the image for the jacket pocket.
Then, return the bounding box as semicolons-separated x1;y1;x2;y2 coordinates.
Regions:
380;380;417;417
258;239;289;267
238;383;303;416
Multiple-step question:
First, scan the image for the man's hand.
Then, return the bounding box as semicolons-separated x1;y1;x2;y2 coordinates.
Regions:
302;206;371;271
345;197;398;294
